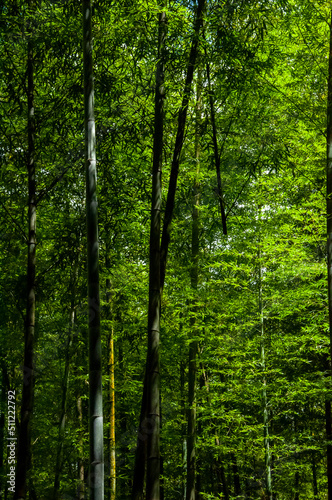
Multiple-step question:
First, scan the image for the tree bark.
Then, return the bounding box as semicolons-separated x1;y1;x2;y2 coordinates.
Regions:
145;8;167;500
181;358;187;500
131;371;148;500
206;61;227;236
230;453;241;498
133;0;205;496
15;1;36;496
160;0;206;289
83;1;104;498
109;327;116;500
77;395;85;500
327;10;332;500
186;73;201;500
259;226;272;500
52;303;75;500
312;450;318;500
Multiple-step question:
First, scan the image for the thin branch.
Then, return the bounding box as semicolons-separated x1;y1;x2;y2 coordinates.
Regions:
36;164;72;204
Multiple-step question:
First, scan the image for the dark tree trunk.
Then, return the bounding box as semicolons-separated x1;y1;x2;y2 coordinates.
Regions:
77;395;85;500
186;74;201;500
83;1;104;498
230;453;241;498
160;0;206;289
52;303;75;500
205;61;227;235
15;1;36;496
327;10;332;500
131;9;166;500
133;1;205;497
145;9;166;500
312;450;319;500
131;371;148;500
327;401;332;500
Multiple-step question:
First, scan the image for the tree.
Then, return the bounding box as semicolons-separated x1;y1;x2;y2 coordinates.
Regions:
14;0;37;496
83;0;104;498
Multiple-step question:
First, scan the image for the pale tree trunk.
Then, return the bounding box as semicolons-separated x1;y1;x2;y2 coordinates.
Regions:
186;74;201;500
83;1;104;498
15;1;36;497
327;10;332;500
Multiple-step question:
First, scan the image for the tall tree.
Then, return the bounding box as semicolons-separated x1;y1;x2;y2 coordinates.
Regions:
186;74;201;500
327;8;332;500
14;0;36;496
160;0;206;289
146;7;167;500
83;1;104;498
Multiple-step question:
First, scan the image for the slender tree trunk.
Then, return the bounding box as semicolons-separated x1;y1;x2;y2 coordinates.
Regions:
213;438;229;500
327;401;332;500
145;9;166;500
77;395;85;500
132;371;148;500
294;471;300;500
186;75;201;500
205;61;227;236
327;10;332;500
15;2;36;497
52;303;75;500
312;450;319;500
108;313;116;500
259;244;272;500
160;0;206;289
83;1;104;498
133;1;204;496
230;453;241;498
181;358;187;500
105;251;116;500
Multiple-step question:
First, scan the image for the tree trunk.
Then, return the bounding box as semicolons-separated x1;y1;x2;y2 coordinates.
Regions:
206;60;227;235
109;327;116;500
259;246;272;500
52;303;75;500
133;0;205;496
327;10;332;500
15;1;36;496
83;1;104;498
131;371;148;500
77;395;85;500
160;0;206;289
230;453;241;498
312;450;319;500
145;9;166;500
327;401;332;500
186;74;201;500
181;358;187;500
105;251;116;500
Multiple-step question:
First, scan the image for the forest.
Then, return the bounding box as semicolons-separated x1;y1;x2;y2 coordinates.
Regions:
1;0;332;499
